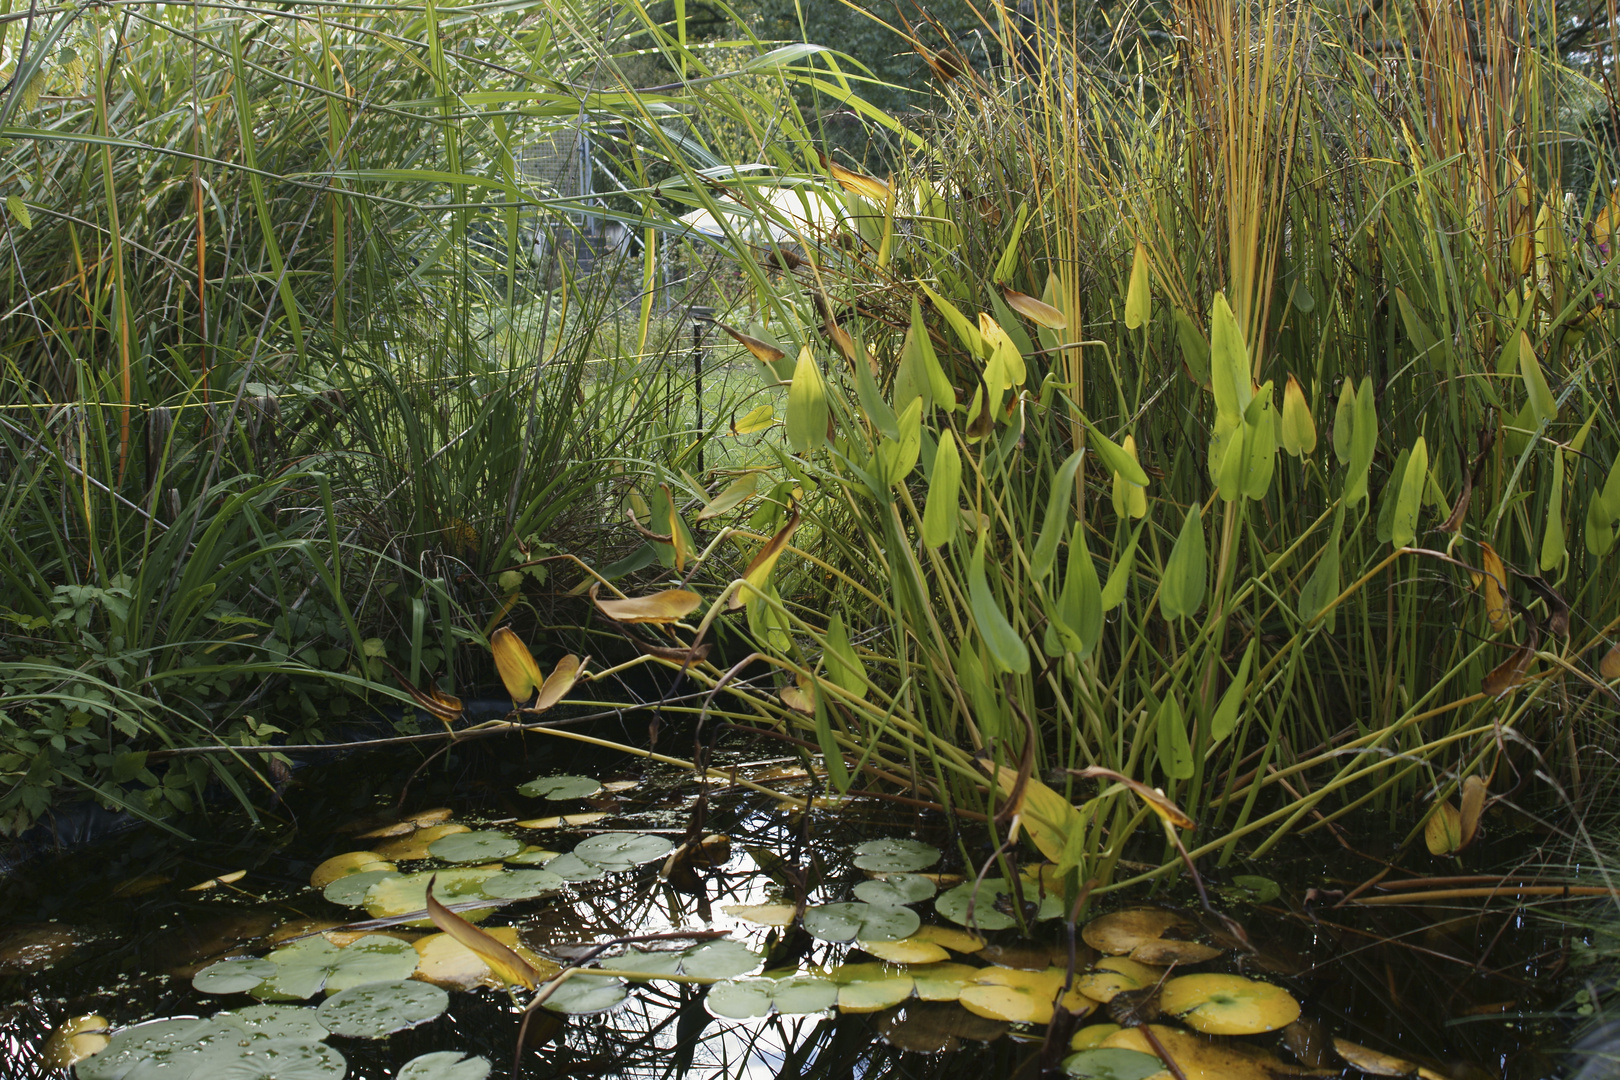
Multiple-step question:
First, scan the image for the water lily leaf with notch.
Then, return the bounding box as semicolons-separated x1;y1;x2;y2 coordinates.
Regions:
911;961;984;1000
316;979;448;1038
543;974;628;1014
1075;957;1164;1004
480;868;566;900
42;1014;110;1070
724;902;798;926
709;975;839;1019
1070;1023;1125;1050
226;1004;327;1041
251;934;420;999
490;627;544;704
372;823;470;862
853;874;936;906
572;833;674;871
428;830;521;864
838;975;916;1013
398;1051;491;1080
959;967;1096;1025
1081;909;1220;965
857;936;951;964
672;939;760;979
852;838;941;873
194;958;279;994
1158;973;1300;1035
805;902;921;942
912;925;986;954
1103;1025;1289;1080
426;875;537;989
594;588;702;624
1062;1048;1169;1080
517;774;603;800
77;1018;225;1080
936;878;1062;930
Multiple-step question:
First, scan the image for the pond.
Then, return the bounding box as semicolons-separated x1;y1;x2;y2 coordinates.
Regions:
0;730;1580;1079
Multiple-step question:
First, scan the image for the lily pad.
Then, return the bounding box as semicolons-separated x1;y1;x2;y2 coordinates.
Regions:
708;975;839;1019
309;851;393;890
911;962;983;1002
1102;1025;1289;1080
571;832;674;870
194;958;278;995
851;838;940;873
723;903;797;927
958;967;1096;1025
876;1001;1011;1052
538;853;606;882
373;823;470;861
480;868;566;900
1220;875;1281;905
674;939;759;979
315;979;448;1038
398;1051;492;1080
858;936;951;965
1158;973;1300;1035
1075;957;1164;1004
852;874;936;906
225;1005;327;1041
1062;1048;1169;1080
838;977;916;1013
363;867;501;921
517;775;603;800
803;902;920;943
1071;1023;1125;1050
504;846;559;866
514;812;609;829
543;974;628;1014
427;830;522;864
1081;908;1222;965
413;928;558;991
76;1016;254;1080
208;1038;347;1080
322;869;399;907
936;878;1062;931
228;934;418;1000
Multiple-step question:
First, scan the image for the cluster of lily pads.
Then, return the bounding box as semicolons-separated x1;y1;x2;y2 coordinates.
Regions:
52;768;1435;1080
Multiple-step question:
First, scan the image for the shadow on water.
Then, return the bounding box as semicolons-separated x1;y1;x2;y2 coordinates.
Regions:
0;729;1584;1079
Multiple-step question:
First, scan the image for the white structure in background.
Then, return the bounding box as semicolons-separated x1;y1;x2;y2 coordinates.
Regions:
675;185;846;248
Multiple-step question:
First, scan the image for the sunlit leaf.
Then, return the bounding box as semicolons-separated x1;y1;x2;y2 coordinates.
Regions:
531;654;582;713
852;838;941;873
398;1051;492;1080
1209;292;1253;427
427;830;520;864
1004;287;1067;328
719;323;784;364
1458;775;1488;850
425;876;536;989
922;429;963;548
1280;374;1317;457
1424;800;1463;856
785;346;829;454
1124;242;1152;330
516;775;603;800
804;902;921;943
1111;435;1147;520
1479;543;1511;632
697;473;760;520
825;612;868;701
490;627;543;703
595;588;703;624
572;833;675;870
825;158;890;203
730;509;800;610
1159;973;1300;1035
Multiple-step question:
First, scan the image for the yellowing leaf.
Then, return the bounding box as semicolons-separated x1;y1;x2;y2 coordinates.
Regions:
731;404;777;435
1479;543;1510;632
1124;241;1152;330
1111;435;1147;519
990;765;1084;864
922;430;962;548
826;158;890;203
1003;287;1066;328
491;626;544;703
1482;645;1535;696
730;509;801;611
594;588;703;624
530;655;582;713
425;875;537;989
1280;374;1317;457
785;347;829;454
1602;642;1620;681
1424;801;1463;856
1458;775;1488;850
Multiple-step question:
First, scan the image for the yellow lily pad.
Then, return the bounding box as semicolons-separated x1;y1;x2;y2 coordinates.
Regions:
858;937;951;965
837;977;915;1013
1081;908;1222;965
723;903;798;927
363;867;500;923
1159;973;1300;1035
910;962;983;1002
911;925;985;953
311;851;394;890
1332;1037;1422;1076
1076;957;1165;1003
413;928;559;991
514;812;610;830
1101;1025;1290;1080
958;967;1096;1025
1070;1023;1124;1050
42;1014;109;1069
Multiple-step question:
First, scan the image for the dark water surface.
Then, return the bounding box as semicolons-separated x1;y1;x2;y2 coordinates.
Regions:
0;728;1582;1079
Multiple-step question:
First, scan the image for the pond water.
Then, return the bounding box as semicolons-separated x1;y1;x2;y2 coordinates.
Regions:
0;730;1580;1079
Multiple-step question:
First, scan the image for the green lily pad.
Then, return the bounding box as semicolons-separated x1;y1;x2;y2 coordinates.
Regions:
194;958;278;995
208;1038;347;1080
322;869;400;907
851;838;940;873
397;1051;492;1080
543;974;628;1014
707;975;838;1019
480;868;566;900
608;947;685;977
517;775;603;800
673;939;759;979
363;867;502;921
572;832;674;870
77;1017;236;1080
427;830;522;864
236;934;418;1000
1062;1048;1168;1079
538;853;605;882
504;846;558;866
224;1005;328;1041
315;979;449;1038
935;878;1062;931
803;902;920;943
1220;875;1281;905
852;874;937;906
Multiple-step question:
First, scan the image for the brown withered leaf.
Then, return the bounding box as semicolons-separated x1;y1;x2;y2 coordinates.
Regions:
719;324;784;364
1602;642;1620;681
1511;569;1570;636
1477;543;1510;632
729;508;801;610
529;655;583;713
1071;766;1195;829
632;639;712;665
820;154;891;204
384;661;464;723
1458;775;1488;850
1482;646;1535;696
